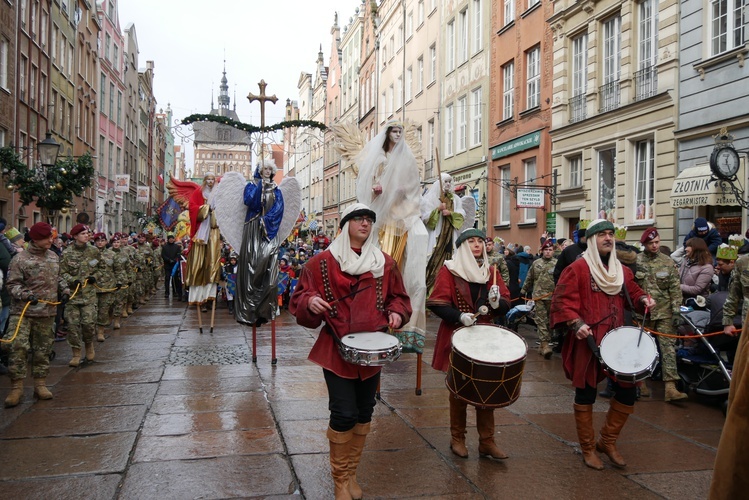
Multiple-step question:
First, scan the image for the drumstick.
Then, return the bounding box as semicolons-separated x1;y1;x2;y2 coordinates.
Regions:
493;264;497;286
328;285;372;305
636;297;651;347
470;305;489;320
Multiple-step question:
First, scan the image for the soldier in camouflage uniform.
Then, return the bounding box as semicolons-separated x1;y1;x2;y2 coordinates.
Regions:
4;223;70;407
723;253;749;335
92;233;117;342
137;233;154;301
521;240;557;358
635;228;688;402
122;236;139;315
151;239;163;292
486;238;510;285
60;224;99;366
110;235;130;327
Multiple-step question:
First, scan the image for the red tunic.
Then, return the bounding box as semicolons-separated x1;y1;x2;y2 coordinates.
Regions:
426;266;511;372
289;250;412;380
550;257;647;389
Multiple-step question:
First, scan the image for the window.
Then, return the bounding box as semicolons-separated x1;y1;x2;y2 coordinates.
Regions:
528;0;540;8
526;47;540;109
51;26;57;65
458;10;468;64
446;21;455;71
105;33;111;62
40;73;46;110
418;0;425;26
113;45;119;69
405;67;412;102
470;88;482;147
397;25;403;50
503;62;514;120
457;95;467;152
390;35;395;58
0;38;7;90
597;148;617;222
428;119;435;168
570;33;588;122
20;56;27;101
387;84;393;115
396;77;402;110
117;91;122;126
109;82;115;117
67;43;73;76
407;12;413;39
711;0;746;55
634;139;655;221
524;158;537;222
636;0;658;100
504;0;515;26
473;0;482;54
600;15;621;112
445;103;454;157
569;155;582;188
417;56;424;93
100;73;107;112
41;11;48;47
30;65;36;105
430;44;437;82
500;166;511;224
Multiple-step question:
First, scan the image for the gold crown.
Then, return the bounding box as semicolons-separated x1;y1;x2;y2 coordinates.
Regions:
717;244;738;261
614;225;628;241
728;234;743;248
578;219;591;230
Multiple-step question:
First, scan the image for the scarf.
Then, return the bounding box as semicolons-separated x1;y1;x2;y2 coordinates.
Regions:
444;240;490;284
328;204;385;278
582;233;623;295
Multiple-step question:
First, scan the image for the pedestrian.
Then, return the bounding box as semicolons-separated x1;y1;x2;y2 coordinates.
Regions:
60;224;99;366
109;235;129;328
161;233;182;299
427;228;512;461
289;203;412;500
634;227;687;402
553;220;589;283
4;222;69;407
92;232;117;342
136;233;154;303
683;217;722;258
550;219;654;470
485;237;510;285
521;240;557;359
680;237;714;303
223;254;238;315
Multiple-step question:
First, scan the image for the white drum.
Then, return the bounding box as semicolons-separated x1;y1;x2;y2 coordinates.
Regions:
599;326;659;383
338;332;402;366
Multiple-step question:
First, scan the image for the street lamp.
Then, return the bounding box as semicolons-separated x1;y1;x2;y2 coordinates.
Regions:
38;133;60;167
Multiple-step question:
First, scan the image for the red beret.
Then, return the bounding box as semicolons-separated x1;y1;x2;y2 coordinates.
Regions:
93;232;107;241
28;222;53;241
640;227;659;244
541;240;554;250
70;224;88;236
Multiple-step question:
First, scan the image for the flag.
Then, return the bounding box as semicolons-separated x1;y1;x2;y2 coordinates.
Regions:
309;220;318;231
158;197;183;230
158;173;164;184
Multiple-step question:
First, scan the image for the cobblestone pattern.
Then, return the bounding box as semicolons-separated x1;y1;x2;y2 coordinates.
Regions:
167;345;252;366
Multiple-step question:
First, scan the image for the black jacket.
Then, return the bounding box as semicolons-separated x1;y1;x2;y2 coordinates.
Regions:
553;241;587;284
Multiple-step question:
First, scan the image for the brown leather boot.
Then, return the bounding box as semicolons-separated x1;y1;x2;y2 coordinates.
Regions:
449;394;469;458
127;304;134;315
476;408;508;459
69;348;82;367
33;378;53;400
113;318;121;329
539;341;553;359
596;399;633;467
4;379;24;408
85;341;95;362
573;403;604;470
664;381;688;402
348;422;370;500
96;325;105;342
327;427;353;500
121;308;129;318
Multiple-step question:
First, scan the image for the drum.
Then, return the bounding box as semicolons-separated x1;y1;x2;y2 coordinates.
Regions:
446;324;528;408
599;326;659;383
338;332;402;366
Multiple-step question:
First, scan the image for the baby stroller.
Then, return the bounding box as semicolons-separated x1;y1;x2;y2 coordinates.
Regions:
677;306;733;414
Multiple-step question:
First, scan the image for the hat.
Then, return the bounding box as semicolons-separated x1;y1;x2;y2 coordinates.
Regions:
614;224;627;241
694;217;709;233
28;222;53;241
578;220;591;230
339;203;377;229
455;228;486;248
70;224;88;236
728;234;743;248
557;238;567;246
541;240;554;250
717;243;738;261
5;226;22;243
640;227;659;244
585;219;615;239
93;232;107;241
167;233;175;238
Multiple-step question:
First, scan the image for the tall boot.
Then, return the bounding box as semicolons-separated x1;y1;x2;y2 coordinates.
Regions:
596;399;633;467
539;341;553;359
121;307;129;318
113;318;121;329
4;379;24;408
573;403;604;470
96;325;105;342
69;348;82;367
348;422;370;500
85;341;95;362
449;394;469;458
327;427;353;500
33;378;53;400
476;408;508;459
664;381;688;402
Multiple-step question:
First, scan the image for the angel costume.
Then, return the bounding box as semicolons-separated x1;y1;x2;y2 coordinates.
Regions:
235;161;286;326
355;123;428;350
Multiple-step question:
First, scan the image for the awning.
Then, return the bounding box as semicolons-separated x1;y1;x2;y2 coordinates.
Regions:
670;164;742;208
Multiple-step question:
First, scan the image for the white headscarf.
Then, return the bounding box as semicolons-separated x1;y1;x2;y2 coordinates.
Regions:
444;238;490;284
328;203;385;278
582;223;623;295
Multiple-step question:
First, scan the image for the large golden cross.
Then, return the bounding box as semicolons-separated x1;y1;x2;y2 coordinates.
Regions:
247;80;278;129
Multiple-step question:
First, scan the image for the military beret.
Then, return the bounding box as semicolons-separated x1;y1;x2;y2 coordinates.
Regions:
70;224;88;236
640;227;659;244
28;222;53;241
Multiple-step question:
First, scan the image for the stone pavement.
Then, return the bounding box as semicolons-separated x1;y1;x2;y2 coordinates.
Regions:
0;294;724;499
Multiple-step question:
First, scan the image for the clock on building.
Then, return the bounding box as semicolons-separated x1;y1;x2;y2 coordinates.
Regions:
710;144;740;180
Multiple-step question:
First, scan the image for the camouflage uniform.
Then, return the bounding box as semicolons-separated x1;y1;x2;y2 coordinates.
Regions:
487;250;510;286
5;241;68;380
111;246;130;317
60;242;99;348
521;255;557;344
635;251;683;382
151;246;163;290
138;243;154;296
131;244;146;300
723;255;749;326
122;243;138;308
94;245;117;326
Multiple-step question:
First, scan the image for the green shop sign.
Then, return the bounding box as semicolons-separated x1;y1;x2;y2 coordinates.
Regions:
546;212;556;233
491;130;541;160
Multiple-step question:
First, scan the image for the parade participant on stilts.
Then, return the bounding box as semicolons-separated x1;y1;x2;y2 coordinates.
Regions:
550;219;655;470
427;228;511;460
290;203;412;500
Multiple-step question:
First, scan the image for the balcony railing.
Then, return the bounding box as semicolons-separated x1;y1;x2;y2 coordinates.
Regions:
598;80;620;113
569;93;586;123
634;66;658;101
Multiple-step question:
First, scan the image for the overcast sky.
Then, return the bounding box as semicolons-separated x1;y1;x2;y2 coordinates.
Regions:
118;0;363;168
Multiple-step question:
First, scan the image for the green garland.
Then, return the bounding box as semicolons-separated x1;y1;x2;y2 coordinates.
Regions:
181;114;326;133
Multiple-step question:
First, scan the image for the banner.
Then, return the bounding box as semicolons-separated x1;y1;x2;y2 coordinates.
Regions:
158;197;182;230
516;188;545;208
115;174;130;192
136;185;150;203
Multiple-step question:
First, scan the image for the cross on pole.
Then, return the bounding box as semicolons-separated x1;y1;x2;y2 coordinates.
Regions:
247;80;278;163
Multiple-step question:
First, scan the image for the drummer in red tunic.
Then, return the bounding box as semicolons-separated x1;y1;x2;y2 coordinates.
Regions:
427;228;511;460
550;219;655;471
290;203;412;500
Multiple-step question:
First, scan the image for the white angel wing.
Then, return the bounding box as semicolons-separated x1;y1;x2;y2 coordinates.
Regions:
210;171;247;252
459;195;477;232
278;176;302;241
330;122;365;176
